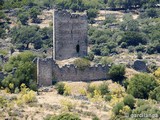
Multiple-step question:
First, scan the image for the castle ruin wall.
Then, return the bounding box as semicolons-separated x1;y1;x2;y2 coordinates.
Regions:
37;58;110;86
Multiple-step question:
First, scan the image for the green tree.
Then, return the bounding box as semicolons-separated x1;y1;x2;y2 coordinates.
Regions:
127;73;158;99
10;26;42;49
29;7;41;23
2;52;37;92
121;32;147;46
109;64;125;81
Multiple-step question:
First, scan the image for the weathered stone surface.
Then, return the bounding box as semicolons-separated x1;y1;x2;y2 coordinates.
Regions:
37;58;53;87
53;10;88;60
37;58;110;86
133;60;148;72
37;10;110;86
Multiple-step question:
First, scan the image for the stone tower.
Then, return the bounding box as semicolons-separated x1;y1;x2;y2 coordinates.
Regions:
53;9;88;60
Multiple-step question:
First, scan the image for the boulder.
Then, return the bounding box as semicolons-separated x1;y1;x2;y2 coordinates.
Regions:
133;60;148;72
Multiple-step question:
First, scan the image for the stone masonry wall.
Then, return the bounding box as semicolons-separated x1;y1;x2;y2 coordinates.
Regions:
37;58;110;86
53;10;88;60
37;58;53;86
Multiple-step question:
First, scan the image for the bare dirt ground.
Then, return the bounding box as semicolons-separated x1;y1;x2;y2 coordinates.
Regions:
1;80;120;120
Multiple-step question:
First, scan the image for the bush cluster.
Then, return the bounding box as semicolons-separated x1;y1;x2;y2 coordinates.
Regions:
45;113;81;120
109;64;126;81
74;58;90;70
1;52;37;92
127;73;158;99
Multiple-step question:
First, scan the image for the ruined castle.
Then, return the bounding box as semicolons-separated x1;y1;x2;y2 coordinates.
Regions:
37;10;110;86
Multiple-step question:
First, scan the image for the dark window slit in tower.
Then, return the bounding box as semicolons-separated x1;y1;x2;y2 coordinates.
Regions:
76;44;80;53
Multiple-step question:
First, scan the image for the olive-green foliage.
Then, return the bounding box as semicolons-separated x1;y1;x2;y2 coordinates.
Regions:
10;26;42;49
74;58;90;70
87;84;96;98
0;11;8;38
45;113;81;120
104;94;112;101
0;96;7;108
55;0;104;11
107;0;159;9
137;52;143;59
1;52;37;92
89;28;117;56
3;0;35;9
103;15;117;24
55;82;65;95
128;46;135;53
87;8;98;19
98;82;109;96
140;8;160;18
113;102;124;115
150;86;160;101
109;64;125;81
85;52;94;61
29;6;41;23
123;95;135;109
18;13;29;25
132;104;160;120
92;116;100;120
10;26;53;50
127;73;158;99
99;57;113;65
87;82;110;99
120;31;147;46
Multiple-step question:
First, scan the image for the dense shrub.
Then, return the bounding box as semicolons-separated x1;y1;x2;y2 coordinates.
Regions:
137;52;143;59
113;102;124;115
0;96;7;108
127;73;158;99
99;57;113;65
149;86;160;101
109;64;125;81
128;46;135;53
87;8;98;19
104;93;112;101
45;113;81;120
132;104;160;119
87;84;96;98
121;32;147;46
135;44;146;52
1;52;37;92
74;58;90;70
98;82;109;96
55;82;65;95
123;95;135;109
